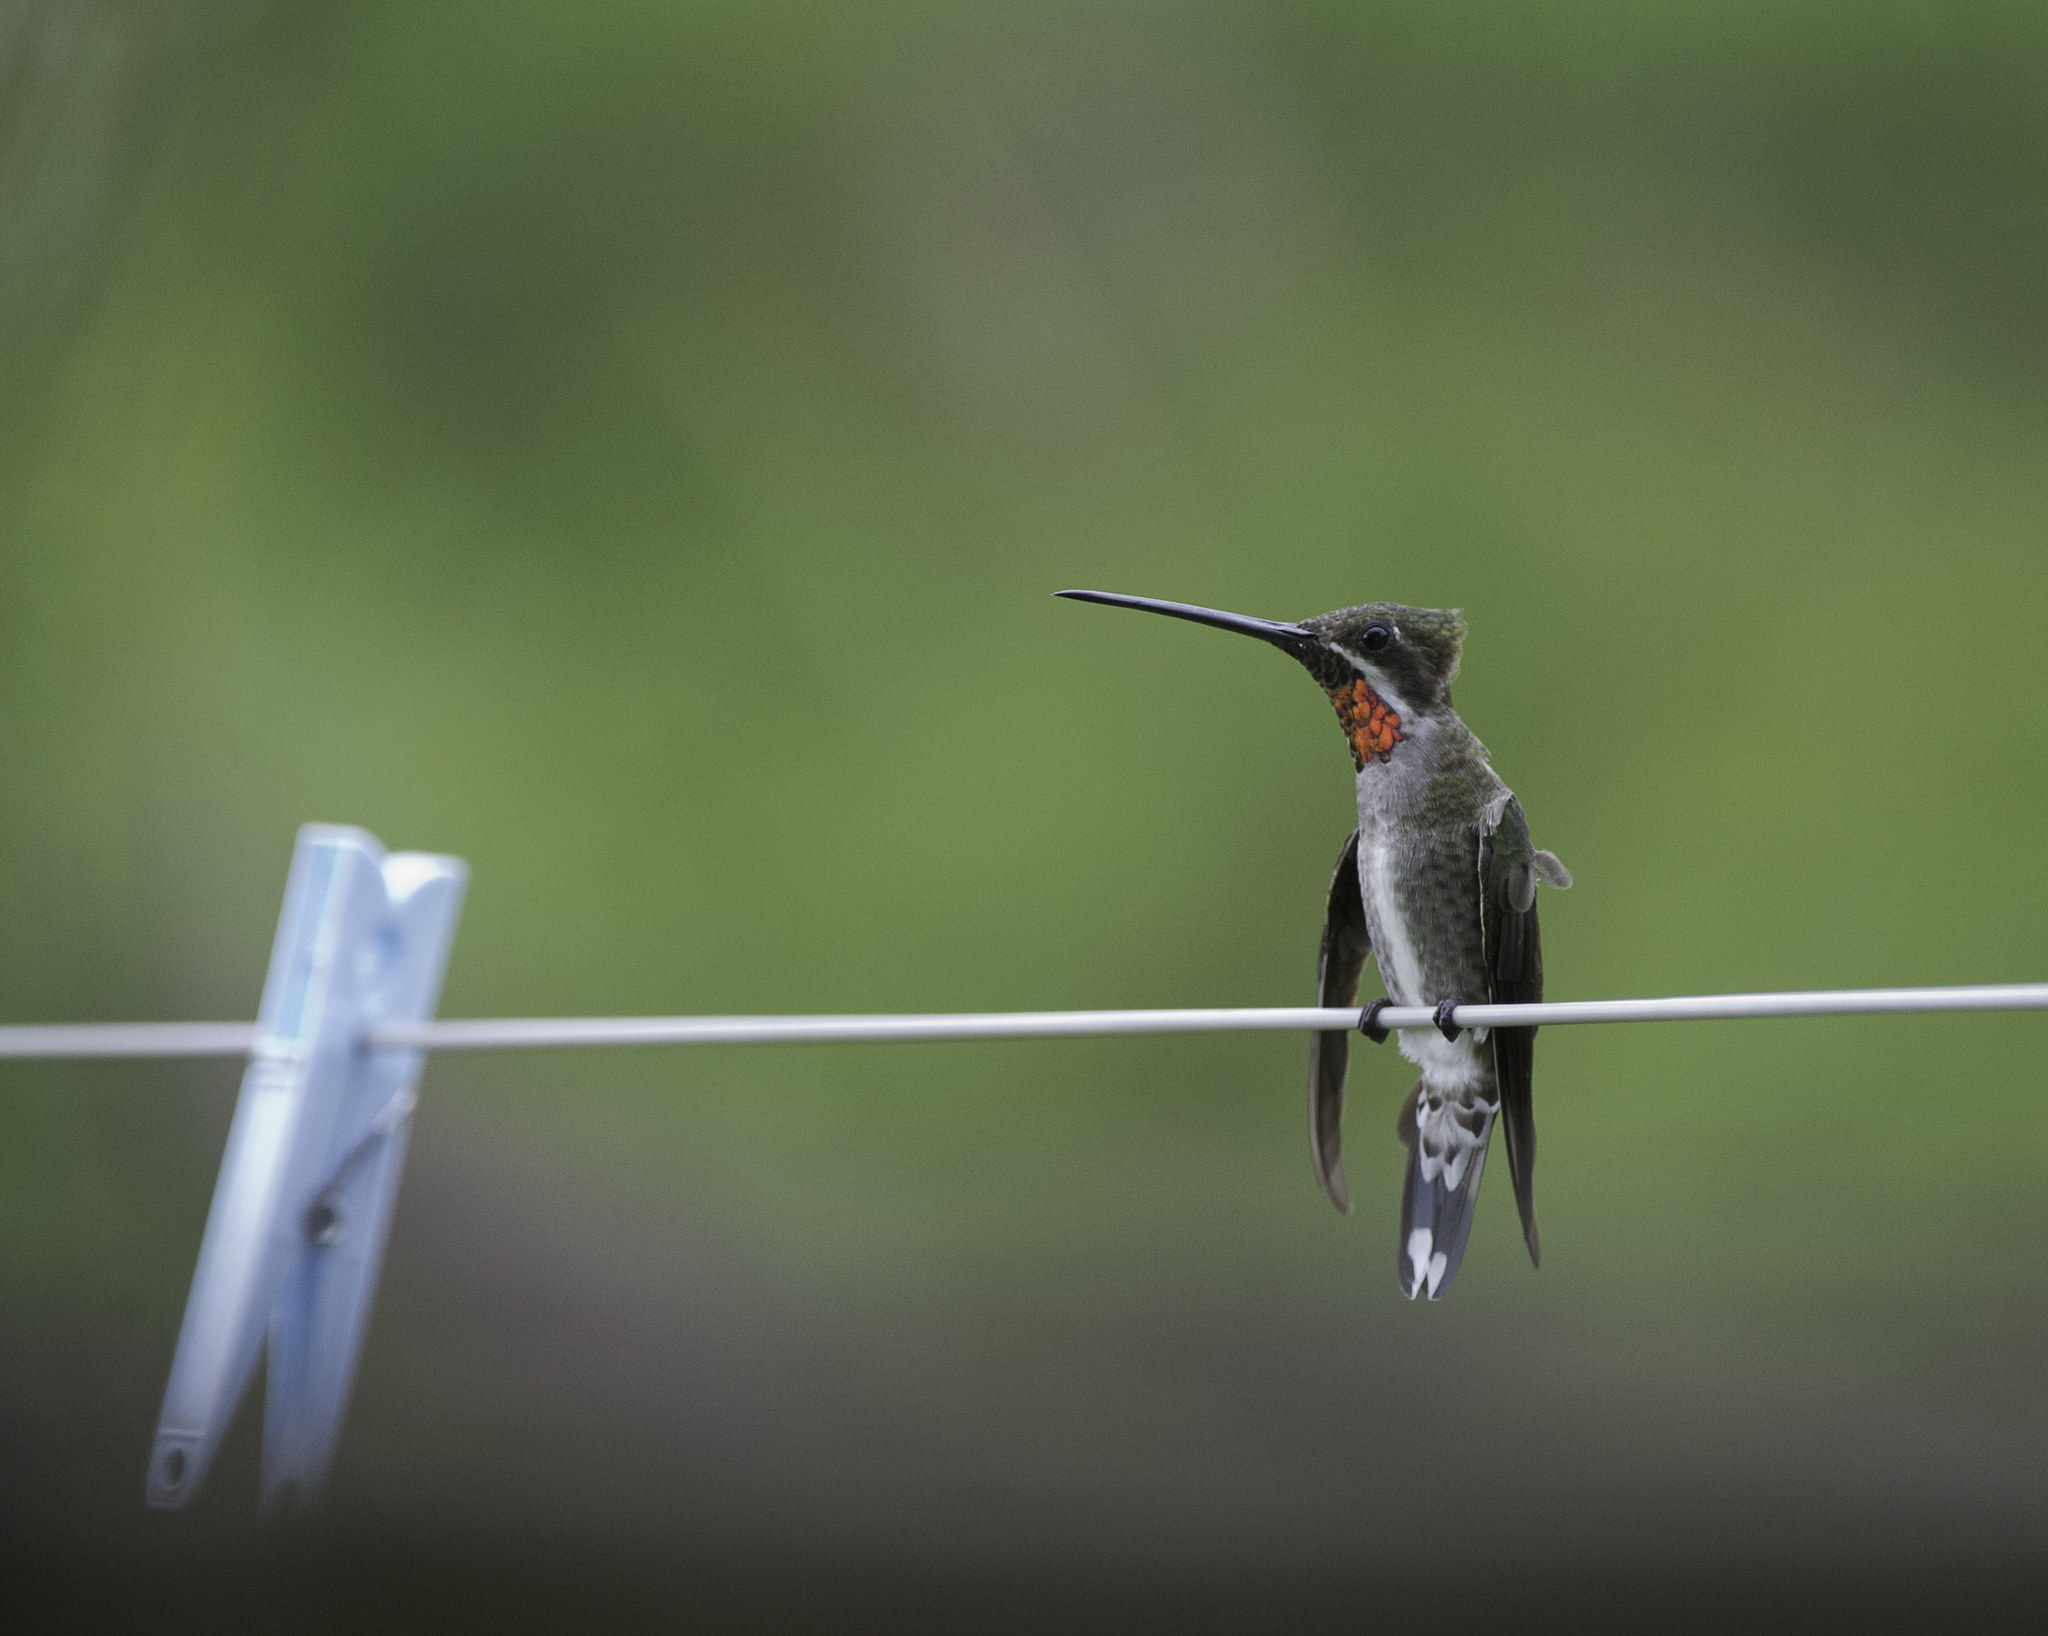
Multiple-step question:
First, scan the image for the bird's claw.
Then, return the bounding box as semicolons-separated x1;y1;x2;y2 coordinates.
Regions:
1433;997;1463;1041
1357;998;1392;1044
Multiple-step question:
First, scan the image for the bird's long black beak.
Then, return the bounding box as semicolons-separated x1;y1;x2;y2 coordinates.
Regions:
1055;590;1318;658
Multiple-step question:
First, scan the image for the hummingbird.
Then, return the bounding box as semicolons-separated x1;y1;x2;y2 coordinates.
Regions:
1058;590;1570;1299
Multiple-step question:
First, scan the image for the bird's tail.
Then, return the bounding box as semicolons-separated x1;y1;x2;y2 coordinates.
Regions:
1395;1078;1497;1300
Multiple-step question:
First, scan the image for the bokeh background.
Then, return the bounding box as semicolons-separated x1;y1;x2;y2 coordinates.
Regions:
6;1;2048;1628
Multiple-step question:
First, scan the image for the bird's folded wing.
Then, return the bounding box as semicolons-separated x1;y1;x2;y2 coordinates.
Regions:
1310;828;1371;1214
1481;797;1544;1266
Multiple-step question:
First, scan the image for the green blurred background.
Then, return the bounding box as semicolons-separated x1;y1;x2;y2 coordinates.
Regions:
6;0;2048;1627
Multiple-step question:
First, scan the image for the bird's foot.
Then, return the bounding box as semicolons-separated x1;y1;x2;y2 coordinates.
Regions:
1357;999;1393;1044
1432;997;1464;1041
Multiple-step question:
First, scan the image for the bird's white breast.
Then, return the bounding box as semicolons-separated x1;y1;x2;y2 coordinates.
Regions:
1362;835;1424;1005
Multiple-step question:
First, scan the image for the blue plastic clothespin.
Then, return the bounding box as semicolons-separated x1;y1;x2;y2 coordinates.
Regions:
146;825;466;1512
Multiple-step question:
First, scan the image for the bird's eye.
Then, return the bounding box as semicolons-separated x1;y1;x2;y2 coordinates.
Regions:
1361;625;1391;653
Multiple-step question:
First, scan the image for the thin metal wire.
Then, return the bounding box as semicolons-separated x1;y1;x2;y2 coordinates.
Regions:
1;984;2045;1061
0;1023;258;1060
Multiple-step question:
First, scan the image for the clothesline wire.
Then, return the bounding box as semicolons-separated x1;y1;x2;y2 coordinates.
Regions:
0;983;2043;1061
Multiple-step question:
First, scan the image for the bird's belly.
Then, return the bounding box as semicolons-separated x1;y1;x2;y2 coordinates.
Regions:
1360;833;1489;1093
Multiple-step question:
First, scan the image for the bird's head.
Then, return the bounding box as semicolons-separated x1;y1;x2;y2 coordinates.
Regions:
1056;590;1466;771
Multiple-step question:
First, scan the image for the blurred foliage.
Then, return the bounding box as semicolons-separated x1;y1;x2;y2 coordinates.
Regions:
5;0;2048;1608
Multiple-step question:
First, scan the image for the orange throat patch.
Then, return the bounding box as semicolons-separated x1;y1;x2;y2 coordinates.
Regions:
1330;677;1403;769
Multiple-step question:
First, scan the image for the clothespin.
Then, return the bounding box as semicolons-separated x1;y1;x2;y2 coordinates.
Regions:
146;825;466;1512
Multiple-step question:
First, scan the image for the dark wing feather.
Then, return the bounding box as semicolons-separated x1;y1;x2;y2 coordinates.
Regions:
1481;798;1544;1267
1309;829;1371;1214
